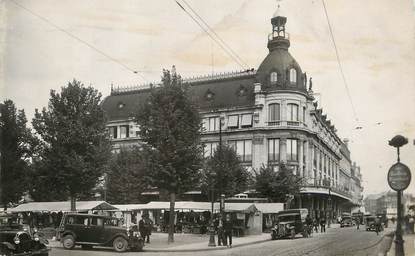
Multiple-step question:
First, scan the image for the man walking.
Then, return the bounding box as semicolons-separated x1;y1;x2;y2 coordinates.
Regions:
223;214;233;248
320;215;326;233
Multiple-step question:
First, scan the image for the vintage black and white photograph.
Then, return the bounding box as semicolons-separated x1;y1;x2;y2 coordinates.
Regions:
0;0;414;255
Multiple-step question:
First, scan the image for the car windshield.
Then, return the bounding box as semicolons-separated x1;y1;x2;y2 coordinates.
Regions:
0;216;21;230
278;214;299;222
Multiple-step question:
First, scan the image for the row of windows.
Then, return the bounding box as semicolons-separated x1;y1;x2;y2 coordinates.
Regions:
268;103;306;124
203;140;252;162
269;68;297;84
205;138;302;163
202;114;253;132
108;125;132;139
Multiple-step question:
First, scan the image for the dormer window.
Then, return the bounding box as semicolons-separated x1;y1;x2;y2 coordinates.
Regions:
289;68;297;84
270;72;278;84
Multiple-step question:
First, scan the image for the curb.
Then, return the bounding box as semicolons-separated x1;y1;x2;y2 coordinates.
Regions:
143;237;271;252
379;231;395;256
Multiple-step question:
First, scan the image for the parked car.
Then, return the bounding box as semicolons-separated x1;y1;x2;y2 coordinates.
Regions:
58;213;143;252
340;217;354;228
271;209;309;240
0;213;49;256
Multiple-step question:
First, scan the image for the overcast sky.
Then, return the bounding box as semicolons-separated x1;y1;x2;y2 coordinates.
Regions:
1;0;414;196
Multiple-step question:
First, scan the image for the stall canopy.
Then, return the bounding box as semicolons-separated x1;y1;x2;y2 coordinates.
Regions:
112;204;149;211
254;203;284;214
9;201;117;213
224;203;258;213
140;201;220;211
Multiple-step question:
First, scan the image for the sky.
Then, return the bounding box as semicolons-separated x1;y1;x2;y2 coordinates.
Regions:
0;0;414;196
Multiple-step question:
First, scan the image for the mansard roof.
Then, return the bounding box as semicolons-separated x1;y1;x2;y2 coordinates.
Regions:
101;70;257;121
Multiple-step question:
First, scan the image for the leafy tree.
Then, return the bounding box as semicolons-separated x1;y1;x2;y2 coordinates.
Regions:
135;67;203;243
31;80;111;210
106;147;150;204
201;144;250;199
255;163;304;203
0;100;34;209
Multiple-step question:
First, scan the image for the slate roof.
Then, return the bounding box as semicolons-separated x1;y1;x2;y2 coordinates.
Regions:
101;72;257;121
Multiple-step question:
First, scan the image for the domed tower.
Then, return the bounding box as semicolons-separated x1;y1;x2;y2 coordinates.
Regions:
256;5;307;93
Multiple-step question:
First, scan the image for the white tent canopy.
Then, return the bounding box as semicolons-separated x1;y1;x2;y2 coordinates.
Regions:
9;201;117;213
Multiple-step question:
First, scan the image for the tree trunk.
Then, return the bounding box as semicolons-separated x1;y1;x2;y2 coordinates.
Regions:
168;192;175;243
70;195;76;212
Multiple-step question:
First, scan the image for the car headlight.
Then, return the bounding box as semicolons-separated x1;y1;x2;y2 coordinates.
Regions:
34;233;40;241
133;231;139;237
14;236;20;244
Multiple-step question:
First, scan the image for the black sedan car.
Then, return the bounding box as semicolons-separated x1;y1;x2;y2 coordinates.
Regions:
0;213;49;256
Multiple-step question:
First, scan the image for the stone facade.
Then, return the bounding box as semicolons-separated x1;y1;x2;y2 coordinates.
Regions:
101;11;363;219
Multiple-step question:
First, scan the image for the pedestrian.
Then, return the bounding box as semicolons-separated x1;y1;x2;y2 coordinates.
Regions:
374;217;381;235
356;218;360;230
305;215;313;237
138;215;147;241
139;213;153;243
217;217;226;246
223;214;233;248
320;216;326;233
313;217;319;233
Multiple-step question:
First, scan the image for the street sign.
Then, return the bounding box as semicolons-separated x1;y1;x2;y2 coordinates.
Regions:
387;162;411;191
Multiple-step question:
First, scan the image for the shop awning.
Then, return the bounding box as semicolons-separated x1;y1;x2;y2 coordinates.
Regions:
9;201;117;213
112;204;149;211
224;203;258;213
254;203;284;214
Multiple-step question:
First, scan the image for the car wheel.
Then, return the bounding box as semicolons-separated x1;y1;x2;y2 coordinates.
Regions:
62;235;75;250
113;237;128;252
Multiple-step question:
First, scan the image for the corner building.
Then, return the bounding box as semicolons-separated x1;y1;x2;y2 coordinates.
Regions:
102;11;363;219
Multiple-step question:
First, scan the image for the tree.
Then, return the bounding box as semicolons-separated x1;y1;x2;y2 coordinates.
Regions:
135;67;203;243
31;80;111;210
255;163;304;203
106;147;150;204
201;145;251;199
0;100;34;209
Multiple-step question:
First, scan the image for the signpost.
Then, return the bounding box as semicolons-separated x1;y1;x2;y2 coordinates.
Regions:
388;135;411;256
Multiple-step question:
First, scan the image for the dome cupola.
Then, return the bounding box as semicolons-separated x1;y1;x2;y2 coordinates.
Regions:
256;4;307;93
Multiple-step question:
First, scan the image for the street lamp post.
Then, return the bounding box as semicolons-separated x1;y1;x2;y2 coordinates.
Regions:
388;135;411;256
328;187;332;228
208;172;216;247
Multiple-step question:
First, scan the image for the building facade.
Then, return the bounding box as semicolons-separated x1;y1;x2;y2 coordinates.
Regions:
101;11;363;219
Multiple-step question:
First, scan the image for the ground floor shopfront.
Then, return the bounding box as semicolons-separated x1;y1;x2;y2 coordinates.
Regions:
290;188;359;222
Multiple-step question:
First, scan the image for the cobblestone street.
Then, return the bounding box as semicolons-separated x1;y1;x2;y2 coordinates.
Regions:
50;226;393;256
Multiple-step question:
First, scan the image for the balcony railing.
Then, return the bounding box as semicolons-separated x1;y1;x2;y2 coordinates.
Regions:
267;120;306;128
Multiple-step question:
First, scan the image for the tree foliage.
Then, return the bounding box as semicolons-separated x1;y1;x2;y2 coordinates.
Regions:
201;145;251;199
30;80;111;205
135;67;203;242
254;163;304;203
106;147;150;204
0;100;34;208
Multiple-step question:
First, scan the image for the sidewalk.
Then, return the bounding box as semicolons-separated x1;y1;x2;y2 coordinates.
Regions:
386;233;415;256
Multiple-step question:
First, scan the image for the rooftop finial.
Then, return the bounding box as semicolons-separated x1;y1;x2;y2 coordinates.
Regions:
273;0;283;17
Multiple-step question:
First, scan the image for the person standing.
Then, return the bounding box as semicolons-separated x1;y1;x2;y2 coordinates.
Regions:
320;216;326;233
314;217;319;233
356;218;360;230
223;214;233;248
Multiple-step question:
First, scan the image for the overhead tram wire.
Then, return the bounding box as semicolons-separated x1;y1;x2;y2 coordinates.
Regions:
180;0;249;69
321;0;359;123
9;0;148;82
174;0;248;70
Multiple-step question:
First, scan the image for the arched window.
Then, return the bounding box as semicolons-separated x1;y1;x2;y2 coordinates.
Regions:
270;72;278;84
289;68;297;83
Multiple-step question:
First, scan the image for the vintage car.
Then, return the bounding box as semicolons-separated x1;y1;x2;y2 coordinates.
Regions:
340;216;354;228
58;213;144;252
271;209;309;240
0;213;49;256
365;216;384;232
